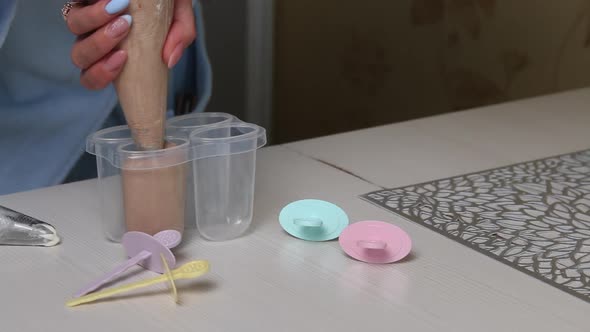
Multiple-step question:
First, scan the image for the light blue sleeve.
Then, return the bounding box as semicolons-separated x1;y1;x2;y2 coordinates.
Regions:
0;0;17;48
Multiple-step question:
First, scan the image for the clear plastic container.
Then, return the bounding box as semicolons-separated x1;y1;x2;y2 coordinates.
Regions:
87;127;191;242
86;113;267;243
166;112;236;227
166;112;236;137
189;123;267;241
86;126;132;241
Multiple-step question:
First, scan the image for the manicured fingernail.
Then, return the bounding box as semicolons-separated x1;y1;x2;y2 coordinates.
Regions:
106;15;132;38
105;0;129;15
104;50;127;72
168;44;183;69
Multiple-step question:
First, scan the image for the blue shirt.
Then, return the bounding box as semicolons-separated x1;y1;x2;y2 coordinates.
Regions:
0;0;212;195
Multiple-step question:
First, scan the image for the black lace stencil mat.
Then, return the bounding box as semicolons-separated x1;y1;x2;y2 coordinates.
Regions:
362;150;590;303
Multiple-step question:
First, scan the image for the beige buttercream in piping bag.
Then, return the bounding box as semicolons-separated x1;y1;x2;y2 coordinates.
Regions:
114;0;173;150
114;0;187;236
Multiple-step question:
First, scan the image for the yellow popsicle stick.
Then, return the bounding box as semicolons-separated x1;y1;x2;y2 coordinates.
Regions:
161;253;178;303
66;260;209;307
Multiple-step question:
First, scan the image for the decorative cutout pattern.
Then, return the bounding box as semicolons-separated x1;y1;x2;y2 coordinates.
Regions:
362;149;590;303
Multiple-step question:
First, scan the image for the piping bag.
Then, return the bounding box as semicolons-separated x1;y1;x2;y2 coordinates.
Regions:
114;0;186;237
0;205;60;247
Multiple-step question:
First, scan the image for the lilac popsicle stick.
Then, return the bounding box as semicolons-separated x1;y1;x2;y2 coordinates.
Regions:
74;230;181;298
74;250;151;298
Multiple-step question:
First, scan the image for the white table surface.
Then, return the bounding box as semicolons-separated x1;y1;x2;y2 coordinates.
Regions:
2;89;590;331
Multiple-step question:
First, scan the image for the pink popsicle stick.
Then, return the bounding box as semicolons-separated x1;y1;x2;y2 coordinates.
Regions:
357;240;388;250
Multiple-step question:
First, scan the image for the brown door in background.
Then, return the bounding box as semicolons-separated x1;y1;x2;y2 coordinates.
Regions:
273;1;590;144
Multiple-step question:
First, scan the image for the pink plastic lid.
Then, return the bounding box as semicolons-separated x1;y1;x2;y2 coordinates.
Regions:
339;221;412;264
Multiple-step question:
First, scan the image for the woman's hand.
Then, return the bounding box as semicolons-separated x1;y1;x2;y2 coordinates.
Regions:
66;0;196;90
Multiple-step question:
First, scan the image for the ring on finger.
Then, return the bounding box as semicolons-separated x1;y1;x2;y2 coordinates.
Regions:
61;1;88;21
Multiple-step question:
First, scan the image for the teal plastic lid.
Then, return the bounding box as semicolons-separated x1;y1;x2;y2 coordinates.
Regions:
279;199;349;241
